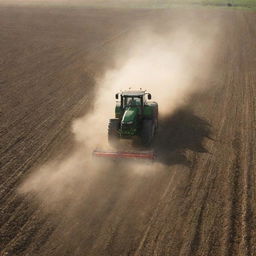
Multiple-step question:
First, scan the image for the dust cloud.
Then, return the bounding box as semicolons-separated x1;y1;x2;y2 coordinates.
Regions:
19;14;220;211
72;24;219;149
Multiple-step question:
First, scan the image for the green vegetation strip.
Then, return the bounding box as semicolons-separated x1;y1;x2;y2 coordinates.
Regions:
76;0;256;10
3;0;256;10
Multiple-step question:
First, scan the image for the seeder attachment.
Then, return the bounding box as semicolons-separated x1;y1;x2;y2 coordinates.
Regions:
93;150;156;160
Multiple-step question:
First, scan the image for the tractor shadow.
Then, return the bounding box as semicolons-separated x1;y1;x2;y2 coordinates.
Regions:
153;108;213;166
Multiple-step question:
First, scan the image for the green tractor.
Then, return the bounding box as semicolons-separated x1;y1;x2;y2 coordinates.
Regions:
108;90;158;146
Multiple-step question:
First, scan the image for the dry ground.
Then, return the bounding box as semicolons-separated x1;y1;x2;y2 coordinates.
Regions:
0;6;255;256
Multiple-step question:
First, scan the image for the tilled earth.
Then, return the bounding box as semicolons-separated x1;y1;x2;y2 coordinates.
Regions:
0;5;255;256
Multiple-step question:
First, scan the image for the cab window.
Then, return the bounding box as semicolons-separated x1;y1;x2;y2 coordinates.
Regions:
123;96;141;107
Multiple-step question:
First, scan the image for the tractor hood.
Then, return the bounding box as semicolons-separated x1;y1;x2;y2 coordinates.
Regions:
121;107;138;124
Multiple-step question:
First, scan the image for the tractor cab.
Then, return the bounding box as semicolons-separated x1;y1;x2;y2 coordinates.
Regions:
116;90;151;114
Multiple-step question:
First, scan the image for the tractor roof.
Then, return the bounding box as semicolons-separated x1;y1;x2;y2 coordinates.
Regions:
121;90;146;96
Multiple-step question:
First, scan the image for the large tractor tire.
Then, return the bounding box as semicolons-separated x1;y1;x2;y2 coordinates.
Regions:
108;119;120;145
153;106;158;130
141;119;155;146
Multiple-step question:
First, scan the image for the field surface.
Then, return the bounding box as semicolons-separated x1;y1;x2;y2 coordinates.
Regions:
0;5;256;256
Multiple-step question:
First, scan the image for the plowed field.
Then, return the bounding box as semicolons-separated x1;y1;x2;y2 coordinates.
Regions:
0;6;255;256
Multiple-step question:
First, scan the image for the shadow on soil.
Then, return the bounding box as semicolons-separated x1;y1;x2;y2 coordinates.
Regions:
153;108;213;166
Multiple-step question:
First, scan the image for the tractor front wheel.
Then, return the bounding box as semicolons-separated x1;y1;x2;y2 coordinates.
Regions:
141;120;155;146
108;119;120;146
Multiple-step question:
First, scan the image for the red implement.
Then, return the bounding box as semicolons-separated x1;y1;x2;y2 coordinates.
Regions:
93;150;156;160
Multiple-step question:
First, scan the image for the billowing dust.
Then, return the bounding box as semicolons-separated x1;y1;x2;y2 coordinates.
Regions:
19;15;220;212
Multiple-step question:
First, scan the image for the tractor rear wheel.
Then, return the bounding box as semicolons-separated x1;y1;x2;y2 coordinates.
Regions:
108;119;119;145
141;120;155;146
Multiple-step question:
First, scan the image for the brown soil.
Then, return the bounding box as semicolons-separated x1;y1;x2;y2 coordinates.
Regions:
0;6;255;256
